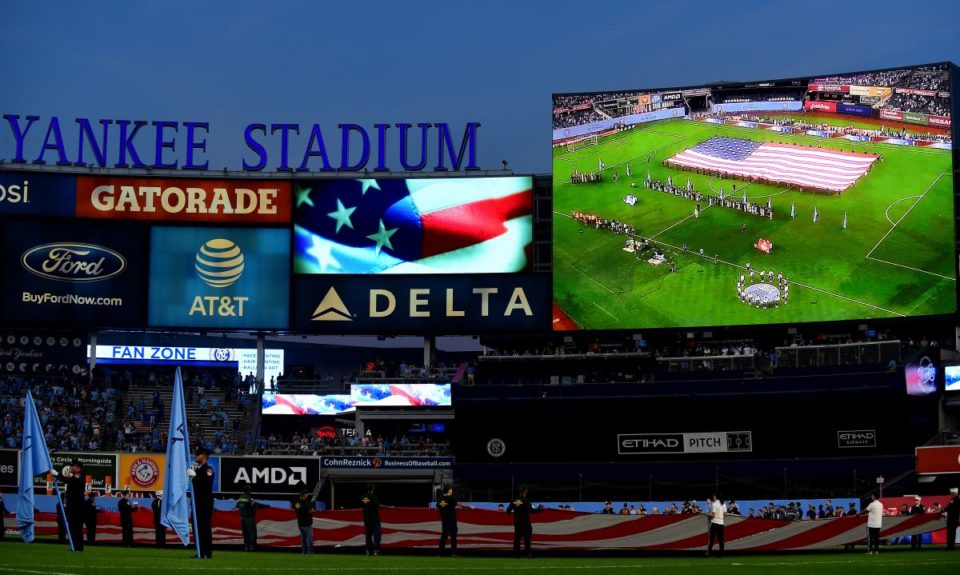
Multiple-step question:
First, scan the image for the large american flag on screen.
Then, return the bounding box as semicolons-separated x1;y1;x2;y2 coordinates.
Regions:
666;137;877;192
294;177;533;274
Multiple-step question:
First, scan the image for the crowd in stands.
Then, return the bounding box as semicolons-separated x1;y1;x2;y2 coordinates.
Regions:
0;373;120;452
553;108;606;129
703;113;951;144
812;69;912;87
713;89;804;104
886;92;950;117
108;366;251;455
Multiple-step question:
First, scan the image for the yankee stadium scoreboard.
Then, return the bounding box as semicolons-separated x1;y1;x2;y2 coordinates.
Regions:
0;170;551;333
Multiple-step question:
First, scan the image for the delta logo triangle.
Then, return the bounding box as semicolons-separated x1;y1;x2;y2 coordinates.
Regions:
311;287;353;321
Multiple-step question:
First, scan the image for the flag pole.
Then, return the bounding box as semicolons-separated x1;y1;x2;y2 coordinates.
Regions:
188;473;201;558
51;477;75;552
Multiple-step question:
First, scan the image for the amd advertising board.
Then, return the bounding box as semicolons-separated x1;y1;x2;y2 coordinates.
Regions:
147;226;290;329
219;456;320;494
552;62;955;330
292;175;548;332
0;220;147;327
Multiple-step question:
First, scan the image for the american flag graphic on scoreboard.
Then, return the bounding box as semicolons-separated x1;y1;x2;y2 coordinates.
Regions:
294;177;533;274
666;137;878;192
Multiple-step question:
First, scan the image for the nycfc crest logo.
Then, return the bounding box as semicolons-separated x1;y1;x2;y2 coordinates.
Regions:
130;457;161;488
486;438;506;458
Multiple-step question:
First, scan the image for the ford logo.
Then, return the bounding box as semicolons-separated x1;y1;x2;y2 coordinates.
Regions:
21;243;126;282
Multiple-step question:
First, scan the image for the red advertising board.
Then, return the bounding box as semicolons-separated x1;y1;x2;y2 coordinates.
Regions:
75;176;291;223
928;115;952;128
804;101;837;113
808;84;849;93
916;445;960;475
879;109;903;121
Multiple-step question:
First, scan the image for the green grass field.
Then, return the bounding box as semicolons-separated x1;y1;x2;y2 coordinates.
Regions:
2;541;960;575
552;118;956;329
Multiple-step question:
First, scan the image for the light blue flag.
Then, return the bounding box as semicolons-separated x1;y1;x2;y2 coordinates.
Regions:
17;391;53;543
161;367;192;545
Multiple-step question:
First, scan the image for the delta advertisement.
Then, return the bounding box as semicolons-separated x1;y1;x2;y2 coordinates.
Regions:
147;226;290;329
0;172;76;217
75;176;292;223
292;273;550;333
0;220;147;327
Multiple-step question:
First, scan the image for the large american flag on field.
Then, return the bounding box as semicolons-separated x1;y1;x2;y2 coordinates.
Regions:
12;507;948;551
666;137;878;192
294;177;533;274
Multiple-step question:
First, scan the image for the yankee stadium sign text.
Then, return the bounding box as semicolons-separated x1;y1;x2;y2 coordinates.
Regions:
2;115;481;173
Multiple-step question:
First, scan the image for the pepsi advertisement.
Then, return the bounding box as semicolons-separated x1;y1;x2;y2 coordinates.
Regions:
147;226;290;329
0;219;147;327
0;171;77;217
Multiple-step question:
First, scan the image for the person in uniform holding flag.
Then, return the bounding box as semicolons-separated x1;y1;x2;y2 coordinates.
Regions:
0;491;6;540
84;491;99;545
188;448;215;558
506;486;541;558
361;484;382;555
118;491;135;547
237;483;265;551
293;489;314;554
943;487;960;551
437;485;460;557
152;491;166;548
63;461;86;551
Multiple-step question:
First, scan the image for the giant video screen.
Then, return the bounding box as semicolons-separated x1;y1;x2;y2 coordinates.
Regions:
262;384;451;415
293;176;533;274
552;63;955;329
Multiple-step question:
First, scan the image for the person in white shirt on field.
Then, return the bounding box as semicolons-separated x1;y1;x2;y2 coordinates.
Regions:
860;494;883;554
706;494;727;558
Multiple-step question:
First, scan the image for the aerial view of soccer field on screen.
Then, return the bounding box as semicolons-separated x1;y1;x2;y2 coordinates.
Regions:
552;63;956;330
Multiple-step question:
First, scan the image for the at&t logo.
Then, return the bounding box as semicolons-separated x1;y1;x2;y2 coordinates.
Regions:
189;238;249;317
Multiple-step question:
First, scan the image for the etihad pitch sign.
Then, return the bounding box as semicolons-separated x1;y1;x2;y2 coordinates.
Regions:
0;171;76;217
0;220;147;327
293;274;550;333
617;431;753;455
75;176;291;223
147;226;290;329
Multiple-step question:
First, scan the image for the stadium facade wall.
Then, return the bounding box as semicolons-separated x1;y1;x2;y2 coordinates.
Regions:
551;107;685;142
453;373;936;463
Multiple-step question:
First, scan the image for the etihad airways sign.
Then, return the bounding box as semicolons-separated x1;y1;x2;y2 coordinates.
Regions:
293;274;550;333
76;176;291;223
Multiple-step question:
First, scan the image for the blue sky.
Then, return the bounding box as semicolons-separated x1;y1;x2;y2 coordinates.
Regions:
1;0;958;174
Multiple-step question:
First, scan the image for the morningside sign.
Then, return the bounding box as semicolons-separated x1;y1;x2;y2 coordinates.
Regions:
1;115;482;172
